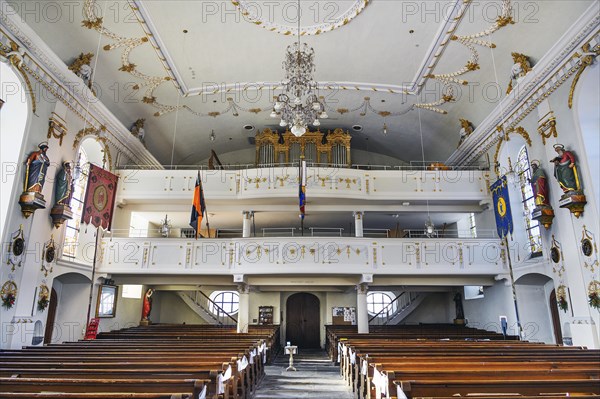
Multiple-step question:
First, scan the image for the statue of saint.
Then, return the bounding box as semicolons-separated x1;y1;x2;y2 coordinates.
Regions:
54;161;74;206
130;118;145;142
529;160;549;206
68;53;95;90
507;52;532;94
141;288;154;321
453;292;465;320
24;142;50;193
458;119;474;147
550;144;580;194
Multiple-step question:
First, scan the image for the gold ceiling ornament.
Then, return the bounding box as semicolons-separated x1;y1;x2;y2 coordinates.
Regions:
0;40;37;113
231;0;370;36
537;111;558;145
414;86;455;115
47;112;68;146
429;0;514;88
568;43;600;109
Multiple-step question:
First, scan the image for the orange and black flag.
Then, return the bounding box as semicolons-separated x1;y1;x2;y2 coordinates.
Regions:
190;171;206;239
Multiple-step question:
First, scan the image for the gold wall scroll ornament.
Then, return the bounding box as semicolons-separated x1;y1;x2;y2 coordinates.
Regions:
6;225;25;272
41;236;56;277
493;126;532;176
537;111;558;145
47;112;68;146
73;126;113;170
255;128;351;168
568;43;600;109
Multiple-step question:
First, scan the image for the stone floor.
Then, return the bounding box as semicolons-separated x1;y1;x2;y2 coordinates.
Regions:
253;349;355;399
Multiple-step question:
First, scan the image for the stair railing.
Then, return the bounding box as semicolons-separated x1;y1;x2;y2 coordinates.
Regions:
186;290;238;326
368;291;420;326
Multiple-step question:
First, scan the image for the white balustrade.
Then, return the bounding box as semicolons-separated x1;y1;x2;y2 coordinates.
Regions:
115;167;491;203
100;237;507;276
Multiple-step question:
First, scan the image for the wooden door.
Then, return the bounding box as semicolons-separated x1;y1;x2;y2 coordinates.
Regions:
43;288;58;345
549;289;563;345
286;293;320;348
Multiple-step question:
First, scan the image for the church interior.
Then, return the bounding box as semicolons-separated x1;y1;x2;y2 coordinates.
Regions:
1;0;599;397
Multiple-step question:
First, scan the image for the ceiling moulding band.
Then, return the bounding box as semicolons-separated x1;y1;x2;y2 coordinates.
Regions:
446;3;600;166
231;0;369;37
129;0;468;98
0;0;162;169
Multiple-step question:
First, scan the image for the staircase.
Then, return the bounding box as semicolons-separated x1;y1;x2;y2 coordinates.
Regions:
177;290;237;326
369;292;426;326
254;349;354;399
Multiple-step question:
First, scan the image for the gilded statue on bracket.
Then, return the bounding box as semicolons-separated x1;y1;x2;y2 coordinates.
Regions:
507;52;532;94
550;144;587;217
130;118;146;143
19;142;50;218
458;119;474;147
68;52;95;91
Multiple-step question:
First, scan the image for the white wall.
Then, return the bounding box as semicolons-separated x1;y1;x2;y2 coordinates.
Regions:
462;281;518;335
155;291;208;325
249;291;281;325
515;281;555;343
402;292;453;324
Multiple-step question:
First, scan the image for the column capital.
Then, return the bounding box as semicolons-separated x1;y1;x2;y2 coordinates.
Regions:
356;283;369;295
237;283;250;295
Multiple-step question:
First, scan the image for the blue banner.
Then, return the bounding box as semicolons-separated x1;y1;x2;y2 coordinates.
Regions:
490;176;513;238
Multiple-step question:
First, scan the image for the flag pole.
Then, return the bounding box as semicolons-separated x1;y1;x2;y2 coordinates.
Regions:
85;225;101;325
504;235;524;340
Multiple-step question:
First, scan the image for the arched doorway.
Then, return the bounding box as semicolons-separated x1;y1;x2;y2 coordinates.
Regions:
549;289;563;345
43;288;58;344
515;273;556;343
286;293;320;348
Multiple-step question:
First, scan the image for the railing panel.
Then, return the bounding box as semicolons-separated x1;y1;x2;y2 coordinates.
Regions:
116;167;491;203
100;237;506;276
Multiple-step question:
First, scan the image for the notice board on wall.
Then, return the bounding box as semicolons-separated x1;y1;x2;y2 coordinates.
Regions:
332;307;356;325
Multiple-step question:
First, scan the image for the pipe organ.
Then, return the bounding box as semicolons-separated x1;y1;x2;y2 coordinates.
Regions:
255;128;352;167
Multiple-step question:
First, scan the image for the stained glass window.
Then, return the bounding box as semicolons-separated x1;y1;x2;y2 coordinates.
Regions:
516;146;542;255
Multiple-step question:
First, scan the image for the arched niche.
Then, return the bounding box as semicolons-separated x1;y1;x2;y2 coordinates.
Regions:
514;272;558;344
46;272;92;343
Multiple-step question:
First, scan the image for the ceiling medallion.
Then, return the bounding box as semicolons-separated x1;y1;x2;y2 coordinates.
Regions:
232;0;369;36
270;2;328;137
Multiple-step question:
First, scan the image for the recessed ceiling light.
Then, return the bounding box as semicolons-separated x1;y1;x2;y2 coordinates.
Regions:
183;29;188;34
409;29;414;34
243;125;255;131
402;202;410;206
212;100;217;103
352;125;363;131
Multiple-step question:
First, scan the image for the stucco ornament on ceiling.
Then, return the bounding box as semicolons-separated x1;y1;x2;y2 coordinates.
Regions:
231;0;370;36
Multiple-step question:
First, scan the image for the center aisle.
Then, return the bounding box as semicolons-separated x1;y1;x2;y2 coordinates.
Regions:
254;349;355;399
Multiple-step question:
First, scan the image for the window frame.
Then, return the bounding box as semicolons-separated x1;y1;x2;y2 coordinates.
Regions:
367;291;396;317
516;146;542;256
209;291;240;316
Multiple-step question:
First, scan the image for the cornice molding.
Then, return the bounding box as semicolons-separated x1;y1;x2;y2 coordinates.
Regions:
0;0;163;169
447;3;600;165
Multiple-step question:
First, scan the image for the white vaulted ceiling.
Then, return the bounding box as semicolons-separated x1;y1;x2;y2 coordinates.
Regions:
10;0;596;165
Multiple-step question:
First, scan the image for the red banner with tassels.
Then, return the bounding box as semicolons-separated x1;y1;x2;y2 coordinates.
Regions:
81;164;118;230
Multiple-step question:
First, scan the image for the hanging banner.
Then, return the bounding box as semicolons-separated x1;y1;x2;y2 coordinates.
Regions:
81;164;118;230
490;176;513;238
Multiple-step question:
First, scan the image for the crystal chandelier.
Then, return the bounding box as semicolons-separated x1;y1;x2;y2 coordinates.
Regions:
270;1;327;137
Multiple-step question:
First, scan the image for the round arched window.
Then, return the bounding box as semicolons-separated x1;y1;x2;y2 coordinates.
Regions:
367;291;396;317
209;291;239;316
